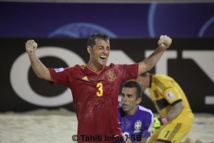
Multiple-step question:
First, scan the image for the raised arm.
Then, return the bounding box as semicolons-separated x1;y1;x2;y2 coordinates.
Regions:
25;40;52;81
138;35;172;75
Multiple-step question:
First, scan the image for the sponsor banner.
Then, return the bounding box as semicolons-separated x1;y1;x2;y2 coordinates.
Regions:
1;38;214;113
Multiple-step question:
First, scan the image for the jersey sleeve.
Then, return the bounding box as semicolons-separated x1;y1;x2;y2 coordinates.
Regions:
48;67;74;87
163;87;182;105
141;110;154;138
120;64;138;82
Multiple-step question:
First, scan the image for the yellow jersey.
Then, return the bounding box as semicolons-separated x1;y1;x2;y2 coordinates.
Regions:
147;74;194;123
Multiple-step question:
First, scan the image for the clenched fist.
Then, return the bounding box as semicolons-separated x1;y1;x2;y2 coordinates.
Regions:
25;40;38;54
158;35;172;49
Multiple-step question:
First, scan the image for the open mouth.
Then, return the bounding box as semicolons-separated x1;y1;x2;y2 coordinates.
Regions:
100;55;107;59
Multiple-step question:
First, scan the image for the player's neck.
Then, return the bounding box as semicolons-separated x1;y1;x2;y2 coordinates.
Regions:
126;106;138;116
87;61;105;72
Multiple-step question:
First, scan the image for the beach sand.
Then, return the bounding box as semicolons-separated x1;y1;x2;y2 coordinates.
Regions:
0;108;213;143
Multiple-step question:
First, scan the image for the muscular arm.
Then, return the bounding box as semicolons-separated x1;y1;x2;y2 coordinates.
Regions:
165;101;184;121
138;35;172;75
26;40;52;81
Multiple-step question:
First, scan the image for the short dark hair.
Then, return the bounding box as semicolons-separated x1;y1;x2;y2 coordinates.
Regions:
122;80;142;99
87;33;109;47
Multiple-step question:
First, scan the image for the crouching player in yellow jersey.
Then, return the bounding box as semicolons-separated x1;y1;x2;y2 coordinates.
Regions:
137;73;194;143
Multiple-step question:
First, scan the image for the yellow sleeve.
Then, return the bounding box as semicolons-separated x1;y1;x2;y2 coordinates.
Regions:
163;87;182;105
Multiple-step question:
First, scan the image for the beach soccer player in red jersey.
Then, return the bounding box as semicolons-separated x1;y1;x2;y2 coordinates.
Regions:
25;33;172;143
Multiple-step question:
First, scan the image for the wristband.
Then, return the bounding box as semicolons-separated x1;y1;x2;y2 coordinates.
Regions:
159;117;168;125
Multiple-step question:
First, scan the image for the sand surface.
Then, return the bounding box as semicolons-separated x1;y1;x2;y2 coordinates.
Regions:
0;108;213;143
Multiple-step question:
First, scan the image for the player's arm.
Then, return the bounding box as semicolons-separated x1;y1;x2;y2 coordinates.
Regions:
165;100;184;121
25;40;52;81
159;87;185;123
159;98;184;125
138;35;172;75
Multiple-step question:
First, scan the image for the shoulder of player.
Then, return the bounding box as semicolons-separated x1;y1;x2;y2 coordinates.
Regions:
153;74;175;82
63;64;86;70
138;105;153;116
107;63;138;67
106;63;117;67
152;74;174;89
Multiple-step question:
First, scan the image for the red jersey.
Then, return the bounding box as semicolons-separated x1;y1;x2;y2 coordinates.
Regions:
49;63;138;143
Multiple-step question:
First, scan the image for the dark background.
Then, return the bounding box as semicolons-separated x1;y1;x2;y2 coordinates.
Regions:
1;38;214;113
